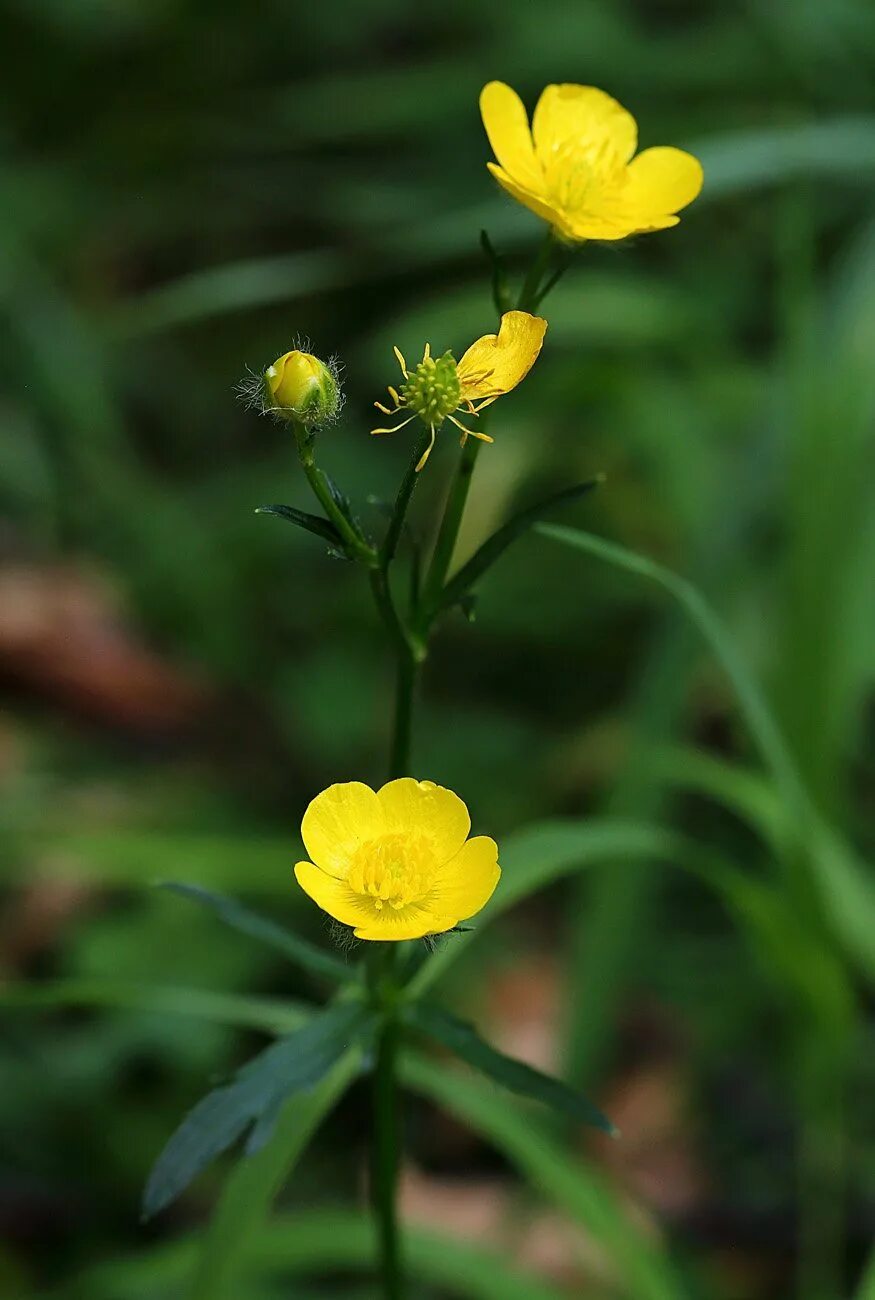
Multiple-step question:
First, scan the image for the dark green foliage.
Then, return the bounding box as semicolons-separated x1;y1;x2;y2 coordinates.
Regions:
410;1003;615;1135
142;1002;375;1220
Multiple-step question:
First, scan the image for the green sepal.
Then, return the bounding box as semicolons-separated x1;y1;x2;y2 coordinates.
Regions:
408;1002;616;1136
142;1001;375;1219
436;478;603;616
255;504;342;545
158;883;353;985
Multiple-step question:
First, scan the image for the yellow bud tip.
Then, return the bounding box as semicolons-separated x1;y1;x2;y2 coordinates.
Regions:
263;349;340;426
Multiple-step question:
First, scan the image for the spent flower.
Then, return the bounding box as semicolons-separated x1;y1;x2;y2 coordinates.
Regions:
372;310;547;470
294;778;500;940
481;80;703;242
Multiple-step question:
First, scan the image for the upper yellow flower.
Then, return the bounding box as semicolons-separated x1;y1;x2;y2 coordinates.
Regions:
372;310;547;471
481;81;703;242
294;778;500;941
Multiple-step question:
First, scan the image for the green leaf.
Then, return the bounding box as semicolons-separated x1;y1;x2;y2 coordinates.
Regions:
538;523;875;981
402;1052;689;1300
254;503;342;545
410;1003;615;1135
189;1054;360;1300
142;1001;374;1220
159;882;352;985
0;978;308;1036
436;479;602;616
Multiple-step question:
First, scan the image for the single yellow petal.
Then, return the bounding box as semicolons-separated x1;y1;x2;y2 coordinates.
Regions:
353;910;456;942
457;310;548;401
480;81;543;192
300;781;384;880
430;836;501;922
624;146;703;217
486;163;566;233
294;860;373;927
377;778;470;860
532;83;637;170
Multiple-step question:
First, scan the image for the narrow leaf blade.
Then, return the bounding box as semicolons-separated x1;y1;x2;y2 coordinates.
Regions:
255;503;342;544
159;882;352;984
411;1003;616;1135
437;479;602;615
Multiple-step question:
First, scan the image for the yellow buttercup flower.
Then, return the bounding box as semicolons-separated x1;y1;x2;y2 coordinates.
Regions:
372;310;547;471
481;81;703;242
294;778;500;941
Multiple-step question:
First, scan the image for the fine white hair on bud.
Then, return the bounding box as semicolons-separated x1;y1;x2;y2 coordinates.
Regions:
238;343;344;429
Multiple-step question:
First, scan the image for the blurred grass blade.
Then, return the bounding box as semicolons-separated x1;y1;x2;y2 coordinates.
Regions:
255;504;343;545
692;119;875;199
538;523;875;980
856;1245;875;1300
0;978;308;1035
159;882;352;984
409;818;679;997
410;1003;615;1135
401;1052;688;1300
143;1001;373;1220
74;1209;568;1300
435;480;602;617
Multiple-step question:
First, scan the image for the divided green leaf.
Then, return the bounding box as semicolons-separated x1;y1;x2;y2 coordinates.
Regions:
410;1003;616;1136
142;1001;375;1219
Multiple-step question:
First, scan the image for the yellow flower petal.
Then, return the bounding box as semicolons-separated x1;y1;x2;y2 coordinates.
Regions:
353;910;455;942
624;146;703;218
457;311;548;402
486;163;566;233
296;861;452;940
376;778;470;860
294;860;373;927
300;781;384;880
532;83;637;170
479;81;543;192
431;836;501;922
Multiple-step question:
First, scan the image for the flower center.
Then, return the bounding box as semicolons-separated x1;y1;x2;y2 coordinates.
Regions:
544;141;625;215
401;351;461;428
347;832;437;911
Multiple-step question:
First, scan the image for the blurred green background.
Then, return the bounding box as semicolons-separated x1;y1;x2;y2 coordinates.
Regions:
2;0;875;1297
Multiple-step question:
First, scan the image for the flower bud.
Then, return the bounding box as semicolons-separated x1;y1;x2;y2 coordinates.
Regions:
263;350;341;426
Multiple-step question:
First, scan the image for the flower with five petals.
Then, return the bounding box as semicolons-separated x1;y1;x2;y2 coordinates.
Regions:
294;778;500;941
481;80;703;243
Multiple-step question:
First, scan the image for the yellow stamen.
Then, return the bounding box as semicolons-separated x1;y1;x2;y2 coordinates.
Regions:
415;425;437;472
371;414;417;437
393;346;408;378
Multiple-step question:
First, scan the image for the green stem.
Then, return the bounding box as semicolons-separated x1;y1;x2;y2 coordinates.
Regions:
381;431;431;568
417;435;482;625
415;230;564;633
368;947;403;1300
294;423;377;566
518;229;557;313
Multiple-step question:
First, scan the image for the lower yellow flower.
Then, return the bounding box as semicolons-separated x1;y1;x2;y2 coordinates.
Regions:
294;778;500;940
481;81;703;242
372;311;547;471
